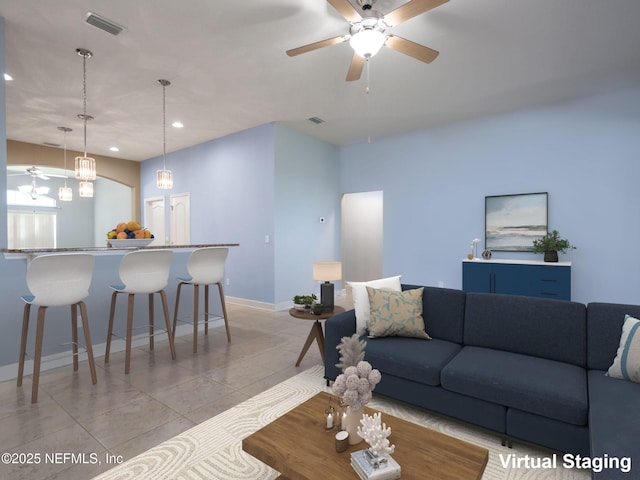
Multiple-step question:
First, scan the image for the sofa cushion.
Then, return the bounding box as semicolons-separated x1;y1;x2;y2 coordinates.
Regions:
441;346;588;426
588;370;639;479
587;302;640;370
464;293;586;366
367;287;431;339
365;336;461;387
607;315;640;383
402;285;465;344
349;276;402;334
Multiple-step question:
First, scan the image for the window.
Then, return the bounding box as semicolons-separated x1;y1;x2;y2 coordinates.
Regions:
7;210;57;249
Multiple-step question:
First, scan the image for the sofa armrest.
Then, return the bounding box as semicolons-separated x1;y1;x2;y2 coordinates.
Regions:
324;309;357;381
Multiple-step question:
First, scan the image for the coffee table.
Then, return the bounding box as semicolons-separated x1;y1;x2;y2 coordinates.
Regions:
289;306;345;366
242;391;488;480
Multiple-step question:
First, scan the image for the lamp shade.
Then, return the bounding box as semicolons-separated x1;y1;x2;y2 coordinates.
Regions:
78;181;94;198
313;261;342;282
157;169;173;189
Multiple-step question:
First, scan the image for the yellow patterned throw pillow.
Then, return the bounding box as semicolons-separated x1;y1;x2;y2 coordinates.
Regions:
367;287;431;339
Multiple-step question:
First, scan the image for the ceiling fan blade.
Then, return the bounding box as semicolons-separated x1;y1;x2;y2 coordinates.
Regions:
327;0;362;22
346;53;365;81
384;0;449;27
385;35;439;63
286;36;347;57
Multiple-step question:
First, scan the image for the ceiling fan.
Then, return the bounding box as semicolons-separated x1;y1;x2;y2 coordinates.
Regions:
8;166;66;180
286;0;448;81
9;166;67;199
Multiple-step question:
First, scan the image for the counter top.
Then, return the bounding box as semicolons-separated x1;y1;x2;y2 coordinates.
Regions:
3;243;239;259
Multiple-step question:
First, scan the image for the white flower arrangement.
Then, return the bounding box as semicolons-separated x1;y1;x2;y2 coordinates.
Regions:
332;360;381;410
357;412;395;458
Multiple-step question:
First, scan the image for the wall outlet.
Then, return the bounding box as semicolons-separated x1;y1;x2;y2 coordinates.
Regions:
226;278;230;286
264;234;270;243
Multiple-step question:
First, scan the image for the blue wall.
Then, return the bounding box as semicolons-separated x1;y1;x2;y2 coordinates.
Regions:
141;124;276;304
274;124;340;307
340;86;640;304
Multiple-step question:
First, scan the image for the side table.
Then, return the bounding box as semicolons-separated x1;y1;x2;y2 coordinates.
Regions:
289;306;345;366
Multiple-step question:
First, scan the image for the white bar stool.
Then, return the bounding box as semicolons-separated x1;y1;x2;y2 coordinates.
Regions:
17;254;97;403
172;247;231;353
105;249;177;374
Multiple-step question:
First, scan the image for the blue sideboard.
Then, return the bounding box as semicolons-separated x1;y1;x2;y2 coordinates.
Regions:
462;259;571;301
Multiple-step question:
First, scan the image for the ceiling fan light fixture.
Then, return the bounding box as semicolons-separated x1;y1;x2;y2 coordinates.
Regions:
349;29;386;58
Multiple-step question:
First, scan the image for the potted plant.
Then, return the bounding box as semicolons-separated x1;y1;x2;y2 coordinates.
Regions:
292;294;317;311
532;230;575;262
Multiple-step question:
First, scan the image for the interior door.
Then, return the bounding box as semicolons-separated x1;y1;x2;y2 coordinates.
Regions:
170;193;190;245
144;197;166;245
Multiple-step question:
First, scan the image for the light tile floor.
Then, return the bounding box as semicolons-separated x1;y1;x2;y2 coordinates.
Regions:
0;301;344;480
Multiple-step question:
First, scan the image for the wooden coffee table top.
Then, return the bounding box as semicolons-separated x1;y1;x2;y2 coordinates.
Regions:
242;391;488;480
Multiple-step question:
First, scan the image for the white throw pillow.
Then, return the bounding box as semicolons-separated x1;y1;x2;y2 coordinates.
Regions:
348;275;402;334
607;314;640;383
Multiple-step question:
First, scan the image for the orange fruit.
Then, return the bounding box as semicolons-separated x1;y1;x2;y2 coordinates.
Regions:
116;231;128;239
134;229;145;239
116;222;127;233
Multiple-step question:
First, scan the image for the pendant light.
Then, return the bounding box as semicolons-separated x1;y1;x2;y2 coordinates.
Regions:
75;48;96;198
57;126;73;202
156;79;173;189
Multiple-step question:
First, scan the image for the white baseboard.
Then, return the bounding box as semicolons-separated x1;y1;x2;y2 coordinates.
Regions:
0;320;223;383
226;296;275;311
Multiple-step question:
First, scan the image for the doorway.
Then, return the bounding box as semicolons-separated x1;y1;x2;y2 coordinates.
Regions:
341;191;383;282
144;197;166;245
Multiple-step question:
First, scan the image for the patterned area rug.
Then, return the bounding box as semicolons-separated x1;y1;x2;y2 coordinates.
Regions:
92;365;590;479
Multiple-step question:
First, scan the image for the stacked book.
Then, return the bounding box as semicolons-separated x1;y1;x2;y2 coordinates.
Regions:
350;449;401;480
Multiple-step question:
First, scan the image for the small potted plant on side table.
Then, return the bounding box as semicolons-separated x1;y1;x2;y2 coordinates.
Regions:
292;294;317;311
532;230;576;262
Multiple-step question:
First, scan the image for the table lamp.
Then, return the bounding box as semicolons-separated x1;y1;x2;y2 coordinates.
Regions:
313;261;342;312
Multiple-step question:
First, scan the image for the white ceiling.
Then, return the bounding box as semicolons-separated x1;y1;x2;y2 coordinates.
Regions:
1;0;640;161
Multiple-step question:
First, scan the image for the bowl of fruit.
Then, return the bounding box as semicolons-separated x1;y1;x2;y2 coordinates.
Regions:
106;221;155;248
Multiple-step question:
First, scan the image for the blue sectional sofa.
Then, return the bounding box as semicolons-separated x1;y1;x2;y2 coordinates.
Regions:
324;285;640;479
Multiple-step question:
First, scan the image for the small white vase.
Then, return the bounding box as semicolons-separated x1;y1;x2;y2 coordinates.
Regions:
345;406;364;445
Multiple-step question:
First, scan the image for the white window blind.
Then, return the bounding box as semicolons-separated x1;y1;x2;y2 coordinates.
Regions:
8;210;57;249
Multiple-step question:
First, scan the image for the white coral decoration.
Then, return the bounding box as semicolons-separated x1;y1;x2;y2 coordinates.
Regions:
332;360;381;410
357;412;395;457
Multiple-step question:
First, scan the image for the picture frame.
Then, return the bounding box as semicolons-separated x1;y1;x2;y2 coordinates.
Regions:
485;192;548;252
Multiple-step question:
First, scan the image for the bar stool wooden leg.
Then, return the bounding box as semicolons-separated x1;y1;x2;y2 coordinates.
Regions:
204;284;209;336
160;290;177;360
105;291;118;363
193;284;199;353
79;301;98;385
71;303;79;372
17;304;31;387
172;282;184;337
125;293;135;375
218;282;231;342
148;293;154;351
31;306;47;404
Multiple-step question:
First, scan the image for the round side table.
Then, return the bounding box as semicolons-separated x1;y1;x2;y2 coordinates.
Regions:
289;306;345;366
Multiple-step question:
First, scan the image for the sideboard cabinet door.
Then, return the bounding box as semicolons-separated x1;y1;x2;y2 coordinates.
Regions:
462;260;571;301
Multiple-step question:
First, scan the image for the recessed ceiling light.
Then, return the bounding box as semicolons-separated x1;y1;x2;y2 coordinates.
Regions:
172;121;184;128
4;73;13;81
109;146;119;152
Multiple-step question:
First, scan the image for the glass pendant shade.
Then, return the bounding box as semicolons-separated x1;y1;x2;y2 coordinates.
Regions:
75;155;96;180
349;29;386;58
58;186;73;202
157;169;174;189
79;181;94;198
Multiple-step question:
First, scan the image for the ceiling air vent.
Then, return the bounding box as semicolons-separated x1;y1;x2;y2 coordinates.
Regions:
308;117;325;125
85;12;125;36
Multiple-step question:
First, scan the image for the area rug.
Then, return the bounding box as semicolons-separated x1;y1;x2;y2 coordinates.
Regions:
92;365;590;479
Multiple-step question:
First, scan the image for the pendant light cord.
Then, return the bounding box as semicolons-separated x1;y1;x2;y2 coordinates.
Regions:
162;82;167;169
82;53;88;157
